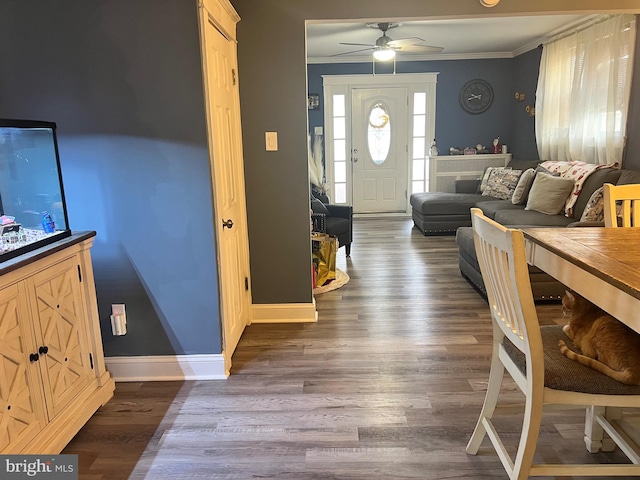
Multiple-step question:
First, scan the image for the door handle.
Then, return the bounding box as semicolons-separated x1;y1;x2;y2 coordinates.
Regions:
222;219;234;229
352;148;358;163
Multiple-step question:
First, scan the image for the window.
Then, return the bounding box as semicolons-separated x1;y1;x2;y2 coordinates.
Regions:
411;92;428;193
332;94;347;203
367;103;391;165
536;15;636;165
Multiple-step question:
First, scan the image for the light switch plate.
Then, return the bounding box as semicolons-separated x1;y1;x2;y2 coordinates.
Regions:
265;132;278;151
314;126;323;135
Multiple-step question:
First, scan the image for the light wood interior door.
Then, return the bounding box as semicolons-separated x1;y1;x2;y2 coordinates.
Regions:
199;0;251;376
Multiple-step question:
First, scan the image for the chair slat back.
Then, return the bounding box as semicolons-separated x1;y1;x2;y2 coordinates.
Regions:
604;183;640;228
470;208;540;355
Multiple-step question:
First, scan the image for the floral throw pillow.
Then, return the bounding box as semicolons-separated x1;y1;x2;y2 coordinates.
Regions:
482;168;523;200
580;186;605;222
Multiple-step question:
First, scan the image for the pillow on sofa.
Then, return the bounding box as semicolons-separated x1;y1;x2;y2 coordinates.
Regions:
579;186;605;222
511;168;536;205
525;173;575;215
617;169;640;185
482;168;522;200
479;166;510;193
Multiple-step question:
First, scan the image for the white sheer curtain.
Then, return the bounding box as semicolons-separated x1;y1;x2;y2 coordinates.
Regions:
536;15;636;165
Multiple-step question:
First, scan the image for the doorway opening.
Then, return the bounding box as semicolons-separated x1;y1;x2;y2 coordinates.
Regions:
322;73;437;214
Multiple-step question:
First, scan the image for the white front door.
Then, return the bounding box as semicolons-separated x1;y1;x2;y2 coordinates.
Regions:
199;1;251;376
352;88;408;213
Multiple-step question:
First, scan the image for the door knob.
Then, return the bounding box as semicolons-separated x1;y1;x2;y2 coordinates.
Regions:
222;219;234;229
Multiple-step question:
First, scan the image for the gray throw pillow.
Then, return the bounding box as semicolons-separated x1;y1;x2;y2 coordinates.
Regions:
525;173;575;215
511;168;536;205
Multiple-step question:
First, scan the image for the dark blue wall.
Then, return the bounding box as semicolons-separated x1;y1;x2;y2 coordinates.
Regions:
0;0;222;356
308;51;542;163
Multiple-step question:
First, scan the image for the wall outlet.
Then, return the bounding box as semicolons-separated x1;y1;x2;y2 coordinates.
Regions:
111;304;127;336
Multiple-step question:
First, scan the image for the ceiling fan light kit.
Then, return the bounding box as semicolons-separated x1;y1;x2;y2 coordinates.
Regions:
480;0;500;7
373;48;396;61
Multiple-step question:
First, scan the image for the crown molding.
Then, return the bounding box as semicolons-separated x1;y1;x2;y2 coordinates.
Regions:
307;51;514;65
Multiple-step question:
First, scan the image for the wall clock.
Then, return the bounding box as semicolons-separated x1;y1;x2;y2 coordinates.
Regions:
459;79;494;114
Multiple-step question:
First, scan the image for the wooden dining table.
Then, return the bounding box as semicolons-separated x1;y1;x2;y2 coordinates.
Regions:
521;227;640;333
522;226;640;452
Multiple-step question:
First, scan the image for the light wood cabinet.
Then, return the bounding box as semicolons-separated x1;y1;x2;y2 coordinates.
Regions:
429;153;512;192
0;232;114;454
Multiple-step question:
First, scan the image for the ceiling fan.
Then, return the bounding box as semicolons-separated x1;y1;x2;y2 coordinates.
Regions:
334;22;444;60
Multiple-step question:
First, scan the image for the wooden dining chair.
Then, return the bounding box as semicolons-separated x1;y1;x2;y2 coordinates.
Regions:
466;207;640;479
603;182;640;227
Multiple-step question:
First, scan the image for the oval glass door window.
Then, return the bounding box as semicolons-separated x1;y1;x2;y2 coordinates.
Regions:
367;102;391;165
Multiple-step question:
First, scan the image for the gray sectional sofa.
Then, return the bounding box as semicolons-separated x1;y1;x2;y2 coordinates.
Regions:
456;166;640;300
411;159;542;235
410;160;640;300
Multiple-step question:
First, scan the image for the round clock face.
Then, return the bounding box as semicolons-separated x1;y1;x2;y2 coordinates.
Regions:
459;79;494;114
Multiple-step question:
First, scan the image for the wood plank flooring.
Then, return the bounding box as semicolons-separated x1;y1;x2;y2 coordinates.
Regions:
63;216;634;479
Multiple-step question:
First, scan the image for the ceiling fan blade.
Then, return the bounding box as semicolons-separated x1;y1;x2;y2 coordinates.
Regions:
386;37;425;48
330;47;376;57
339;42;376;47
395;44;444;54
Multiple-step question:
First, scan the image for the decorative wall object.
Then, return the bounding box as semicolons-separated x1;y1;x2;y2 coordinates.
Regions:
308;94;320;110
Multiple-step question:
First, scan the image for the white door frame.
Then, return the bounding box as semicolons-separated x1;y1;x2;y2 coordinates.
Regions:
322;73;438;213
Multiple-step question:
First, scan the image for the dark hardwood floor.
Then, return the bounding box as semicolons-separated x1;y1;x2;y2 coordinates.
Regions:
63;216;634;479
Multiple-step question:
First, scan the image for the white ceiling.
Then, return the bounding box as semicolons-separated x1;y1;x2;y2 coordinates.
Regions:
306;14;598;63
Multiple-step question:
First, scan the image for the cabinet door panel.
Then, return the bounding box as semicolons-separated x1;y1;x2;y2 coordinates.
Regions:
0;283;46;453
29;257;92;419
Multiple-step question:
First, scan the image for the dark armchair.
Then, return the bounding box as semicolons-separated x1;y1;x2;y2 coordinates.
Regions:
310;193;353;256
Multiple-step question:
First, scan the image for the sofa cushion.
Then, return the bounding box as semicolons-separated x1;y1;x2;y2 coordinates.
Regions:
617;169;640;185
495;209;575;227
482;169;522;200
474;200;524;220
525;173;575;215
410;192;496;215
507;159;541;171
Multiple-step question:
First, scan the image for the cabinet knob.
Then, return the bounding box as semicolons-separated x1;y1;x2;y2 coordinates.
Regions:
29;353;39;362
39;346;49;355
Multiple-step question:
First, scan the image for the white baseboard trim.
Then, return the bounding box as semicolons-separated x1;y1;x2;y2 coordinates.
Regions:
251;301;318;323
105;354;227;382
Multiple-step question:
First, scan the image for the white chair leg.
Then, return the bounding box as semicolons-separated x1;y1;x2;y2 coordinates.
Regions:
511;395;543;480
466;351;505;455
584;405;618;453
